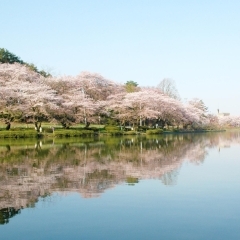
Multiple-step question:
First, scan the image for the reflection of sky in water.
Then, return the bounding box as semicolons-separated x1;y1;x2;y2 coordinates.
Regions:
1;132;240;239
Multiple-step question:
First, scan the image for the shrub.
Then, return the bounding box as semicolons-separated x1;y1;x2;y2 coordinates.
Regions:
53;129;94;138
146;129;163;135
105;126;121;131
137;126;150;132
124;131;138;135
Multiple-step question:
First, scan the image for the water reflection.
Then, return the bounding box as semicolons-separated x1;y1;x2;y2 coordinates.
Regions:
0;207;21;225
0;131;240;224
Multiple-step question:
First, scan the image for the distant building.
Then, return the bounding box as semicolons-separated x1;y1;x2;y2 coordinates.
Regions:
217;109;230;116
218;113;230;116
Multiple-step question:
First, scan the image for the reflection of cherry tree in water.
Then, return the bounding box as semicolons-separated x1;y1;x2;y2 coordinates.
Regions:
161;169;179;185
1;132;240;221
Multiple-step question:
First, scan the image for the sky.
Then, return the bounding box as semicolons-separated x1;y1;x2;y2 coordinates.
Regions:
1;0;240;115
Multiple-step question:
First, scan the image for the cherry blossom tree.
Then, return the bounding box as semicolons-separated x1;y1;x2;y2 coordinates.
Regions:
75;72;124;101
0;63;60;130
183;98;209;129
218;115;240;127
47;74;105;127
105;88;186;128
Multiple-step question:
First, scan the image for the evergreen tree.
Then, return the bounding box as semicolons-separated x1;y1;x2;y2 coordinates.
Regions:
0;48;24;64
0;48;51;77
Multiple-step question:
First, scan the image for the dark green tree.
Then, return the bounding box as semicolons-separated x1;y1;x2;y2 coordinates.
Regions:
0;48;24;64
0;48;51;77
125;80;139;93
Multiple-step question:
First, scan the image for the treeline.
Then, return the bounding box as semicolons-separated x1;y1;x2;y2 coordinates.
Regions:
0;49;239;131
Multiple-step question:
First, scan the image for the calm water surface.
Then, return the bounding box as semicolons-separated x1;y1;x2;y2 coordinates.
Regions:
0;132;240;239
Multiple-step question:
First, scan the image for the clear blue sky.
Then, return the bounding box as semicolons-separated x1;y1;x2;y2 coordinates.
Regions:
1;0;240;115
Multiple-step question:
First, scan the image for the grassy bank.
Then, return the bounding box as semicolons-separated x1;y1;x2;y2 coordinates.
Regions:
0;128;96;139
0;124;143;138
0;122;228;139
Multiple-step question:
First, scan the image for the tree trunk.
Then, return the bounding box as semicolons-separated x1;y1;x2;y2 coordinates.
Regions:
5;121;11;130
34;122;42;132
85;122;90;128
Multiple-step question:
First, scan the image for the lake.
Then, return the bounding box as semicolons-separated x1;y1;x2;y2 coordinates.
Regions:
0;132;240;240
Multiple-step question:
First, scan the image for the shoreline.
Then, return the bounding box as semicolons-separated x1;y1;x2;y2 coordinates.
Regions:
0;127;230;139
